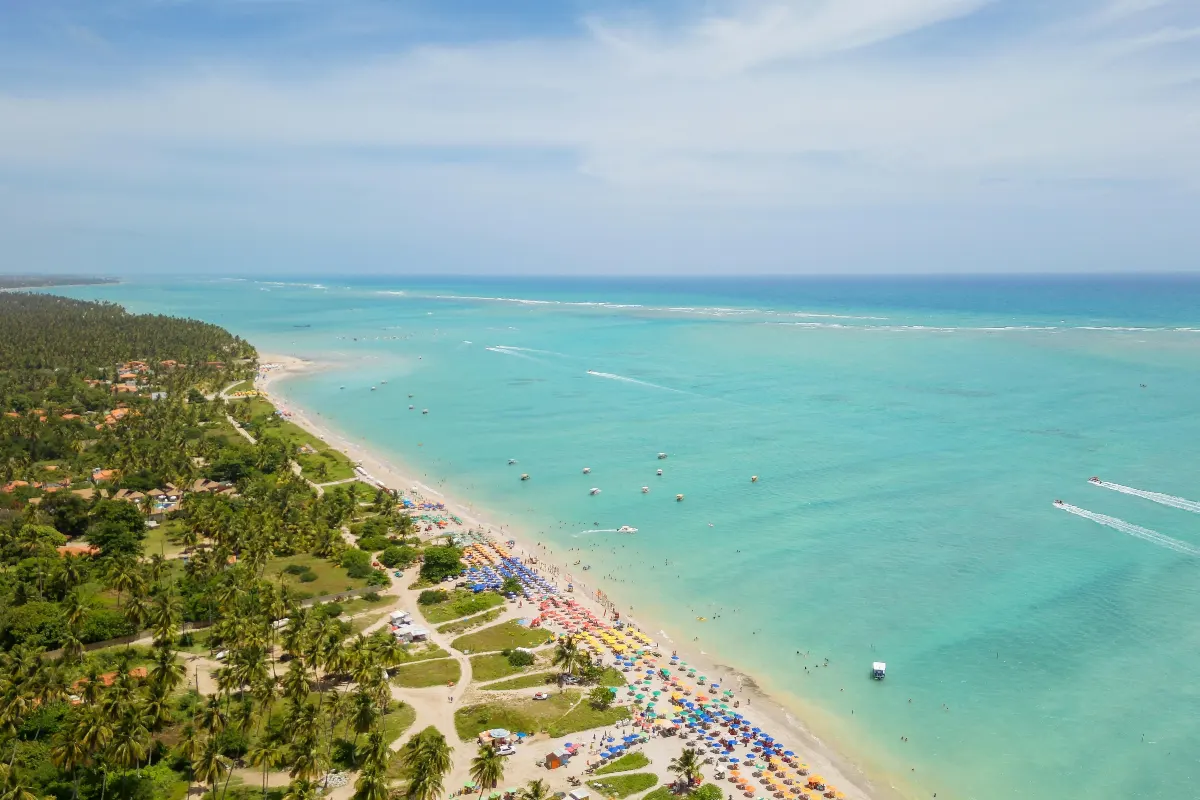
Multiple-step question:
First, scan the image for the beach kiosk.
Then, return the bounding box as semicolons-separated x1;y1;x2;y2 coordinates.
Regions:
545;747;572;770
871;662;887;680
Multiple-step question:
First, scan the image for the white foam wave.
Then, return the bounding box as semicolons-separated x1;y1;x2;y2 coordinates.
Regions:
491;345;568;357
586;370;693;395
1054;502;1200;556
395;292;885;320
485;346;538;361
1090;480;1200;514
769;322;1200;334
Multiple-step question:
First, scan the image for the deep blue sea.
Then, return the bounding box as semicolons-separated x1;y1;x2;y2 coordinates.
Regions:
56;275;1200;800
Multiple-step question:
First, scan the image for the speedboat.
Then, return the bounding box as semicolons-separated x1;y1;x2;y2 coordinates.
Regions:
618;526;638;534
676;494;684;502
370;386;376;391
409;405;414;410
521;474;531;481
508;459;518;465
590;488;601;495
582;467;591;474
656;469;663;476
872;662;887;680
1053;499;1064;506
641;486;650;493
751;475;759;483
421;409;429;414
1089;476;1101;484
658;452;668;460
381;380;387;384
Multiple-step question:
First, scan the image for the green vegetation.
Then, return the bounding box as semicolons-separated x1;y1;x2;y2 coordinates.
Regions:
451;619;553;654
391;657;463;687
0;275;117;289
263;553;370;597
419;589;506;624
595;752;651;775
470;651;541;682
587;773;660;798
419;544;465;582
437;608;503;635
480;672;557;691
455;690;630;739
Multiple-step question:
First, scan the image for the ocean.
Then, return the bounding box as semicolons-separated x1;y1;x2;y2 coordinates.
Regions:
55;275;1200;799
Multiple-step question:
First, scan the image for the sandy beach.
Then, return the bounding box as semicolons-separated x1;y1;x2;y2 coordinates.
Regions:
254;352;899;800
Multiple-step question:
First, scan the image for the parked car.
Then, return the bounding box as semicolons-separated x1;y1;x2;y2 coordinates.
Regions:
532;691;550;700
496;745;517;756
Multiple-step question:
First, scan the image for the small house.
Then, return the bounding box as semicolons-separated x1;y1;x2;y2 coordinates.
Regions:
545;748;572;770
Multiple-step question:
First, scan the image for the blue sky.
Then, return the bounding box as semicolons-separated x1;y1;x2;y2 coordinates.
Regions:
1;0;1198;275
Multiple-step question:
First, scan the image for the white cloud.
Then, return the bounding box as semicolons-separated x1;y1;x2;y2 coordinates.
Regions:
0;0;1198;272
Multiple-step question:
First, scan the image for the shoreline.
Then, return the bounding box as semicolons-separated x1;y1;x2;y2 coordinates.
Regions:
255;351;907;800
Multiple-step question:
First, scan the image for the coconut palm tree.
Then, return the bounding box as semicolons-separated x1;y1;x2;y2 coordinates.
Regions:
247;737;284;799
192;737;228;800
197;695;227;737
469;746;507;800
148;644;186;693
551;636;583;685
521;779;551;800
668;748;703;792
353;761;390;800
398;728;453;800
49;727;88;800
282;779;319;800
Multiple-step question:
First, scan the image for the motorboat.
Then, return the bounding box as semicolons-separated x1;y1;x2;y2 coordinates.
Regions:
871;662;887;680
1053;499;1064;506
751;475;759;483
675;494;684;502
521;474;531;481
371;386;377;391
658;452;668;460
409;405;414;410
1089;476;1101;484
381;380;387;384
408;394;413;398
582;467;591;474
421;409;429;414
641;486;650;493
656;469;663;476
508;459;518;465
590;488;602;495
618;526;638;534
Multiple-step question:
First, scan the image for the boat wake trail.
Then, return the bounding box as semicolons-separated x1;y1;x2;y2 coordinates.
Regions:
573;529;619;537
1054;502;1200;556
1090;480;1200;514
586;370;695;396
485;346;538;361
491;345;569;357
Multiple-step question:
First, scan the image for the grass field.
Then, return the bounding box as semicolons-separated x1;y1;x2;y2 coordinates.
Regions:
454;690;630;739
237;395;356;481
143;519;187;558
587;773;659;799
437;608;502;635
393;643;450;664
451;620;552;654
391;658;462;688
595;753;651;775
469;652;542;683
478;672;556;691
262;553;368;597
596;667;628;687
420;590;506;624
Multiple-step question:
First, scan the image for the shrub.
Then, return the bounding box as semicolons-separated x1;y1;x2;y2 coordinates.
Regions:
418;589;449;606
419;545;464;583
284;564;310;576
506;649;535;668
314;602;343;619
357;535;391;552
362;591;381;602
78;608;137;644
214;728;249;758
379;545;419;569
341;549;373;579
366;570;391;588
298;572;317;583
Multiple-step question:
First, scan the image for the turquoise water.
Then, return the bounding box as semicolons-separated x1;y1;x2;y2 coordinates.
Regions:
57;276;1200;799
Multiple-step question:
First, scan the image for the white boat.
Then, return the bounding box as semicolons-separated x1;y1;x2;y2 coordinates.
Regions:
521;474;530;481
656;469;663;476
641;486;650;493
409;405;414;410
872;662;887;680
582;467;591;474
657;452;668;460
618;526;638;534
381;380;388;384
590;488;601;495
421;409;429;414
508;459;518;465
675;494;684;502
371;386;377;391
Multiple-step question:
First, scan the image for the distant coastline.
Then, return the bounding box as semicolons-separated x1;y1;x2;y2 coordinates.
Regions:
0;275;119;290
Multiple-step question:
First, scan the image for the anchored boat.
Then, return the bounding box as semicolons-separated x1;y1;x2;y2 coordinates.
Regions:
618;526;638;534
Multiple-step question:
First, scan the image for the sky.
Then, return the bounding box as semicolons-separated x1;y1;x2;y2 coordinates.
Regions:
0;0;1198;276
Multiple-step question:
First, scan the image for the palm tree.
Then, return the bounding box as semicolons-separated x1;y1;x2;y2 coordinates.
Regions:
197;694;227;737
106;559;138;608
350;689;379;751
150;590;182;645
469;746;507;800
247;737;284;799
282;779;319;800
398;728;453;800
521;779;551;800
192;737;228;800
551;636;583;685
353;761;390;800
668;748;703;792
50;727;88;800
